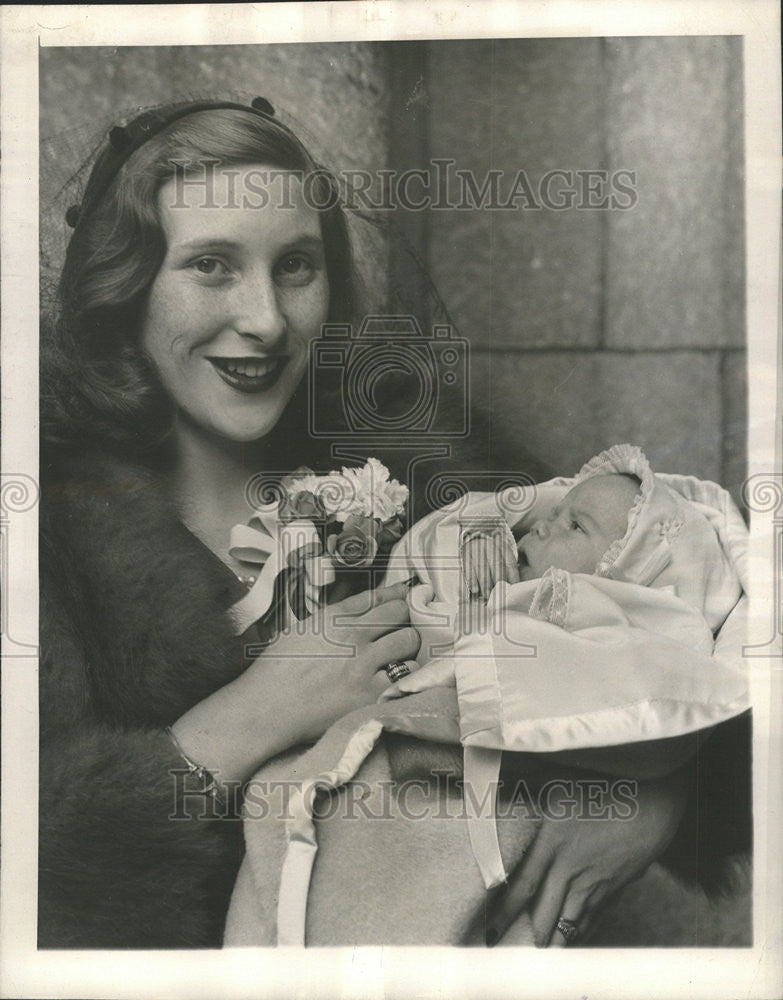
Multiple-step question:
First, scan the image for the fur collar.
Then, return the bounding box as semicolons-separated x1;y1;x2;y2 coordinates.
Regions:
41;448;248;727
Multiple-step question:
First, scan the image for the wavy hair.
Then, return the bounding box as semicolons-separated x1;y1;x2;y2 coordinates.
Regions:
42;106;357;460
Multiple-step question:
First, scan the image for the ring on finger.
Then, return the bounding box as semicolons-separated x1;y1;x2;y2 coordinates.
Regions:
384;660;412;683
555;917;579;944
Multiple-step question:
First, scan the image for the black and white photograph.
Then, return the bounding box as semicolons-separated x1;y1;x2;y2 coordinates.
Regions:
1;3;780;998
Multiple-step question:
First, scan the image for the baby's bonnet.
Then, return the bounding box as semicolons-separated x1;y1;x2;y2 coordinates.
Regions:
576;443;743;633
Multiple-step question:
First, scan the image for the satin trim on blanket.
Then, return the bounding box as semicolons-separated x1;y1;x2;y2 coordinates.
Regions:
463;746;507;888
277;719;385;946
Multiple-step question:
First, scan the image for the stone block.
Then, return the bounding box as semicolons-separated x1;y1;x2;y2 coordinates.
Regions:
426;38;604;350
605;36;745;349
467;349;724;484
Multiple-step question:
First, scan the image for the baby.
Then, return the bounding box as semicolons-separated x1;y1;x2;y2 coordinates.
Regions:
228;445;751;943
382;443;747;726
462;470;642;597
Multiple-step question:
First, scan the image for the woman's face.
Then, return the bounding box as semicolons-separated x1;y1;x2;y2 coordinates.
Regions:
140;164;330;443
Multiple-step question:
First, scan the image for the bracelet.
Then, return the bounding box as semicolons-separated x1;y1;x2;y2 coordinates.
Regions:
165;726;219;799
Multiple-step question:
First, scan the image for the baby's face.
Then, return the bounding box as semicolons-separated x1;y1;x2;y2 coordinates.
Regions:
517;474;639;581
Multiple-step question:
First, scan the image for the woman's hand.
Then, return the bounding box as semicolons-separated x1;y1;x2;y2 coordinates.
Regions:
171;581;419;787
377;593;488;702
257;581;421;743
377;655;455;701
488;767;689;947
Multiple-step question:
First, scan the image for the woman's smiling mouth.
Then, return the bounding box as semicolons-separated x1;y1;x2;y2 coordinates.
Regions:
208;355;289;393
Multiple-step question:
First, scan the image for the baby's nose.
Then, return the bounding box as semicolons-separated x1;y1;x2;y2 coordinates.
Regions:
533;519;549;539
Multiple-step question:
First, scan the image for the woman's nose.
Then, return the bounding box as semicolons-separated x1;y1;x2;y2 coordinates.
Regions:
229;274;287;346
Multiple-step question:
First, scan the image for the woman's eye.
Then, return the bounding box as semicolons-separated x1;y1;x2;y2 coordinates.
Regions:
192;257;228;277
275;254;316;283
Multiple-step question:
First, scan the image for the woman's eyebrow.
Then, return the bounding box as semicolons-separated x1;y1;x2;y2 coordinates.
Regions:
174;234;325;253
174;238;243;253
277;234;325;254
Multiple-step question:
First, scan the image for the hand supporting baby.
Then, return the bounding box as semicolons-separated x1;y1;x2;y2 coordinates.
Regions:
378;555;502;702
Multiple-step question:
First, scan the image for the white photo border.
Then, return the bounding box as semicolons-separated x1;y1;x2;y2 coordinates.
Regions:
2;3;780;998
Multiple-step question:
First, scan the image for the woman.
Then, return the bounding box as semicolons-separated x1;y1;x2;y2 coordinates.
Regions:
39;98;738;950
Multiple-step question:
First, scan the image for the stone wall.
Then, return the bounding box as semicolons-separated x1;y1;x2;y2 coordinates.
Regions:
420;36;746;502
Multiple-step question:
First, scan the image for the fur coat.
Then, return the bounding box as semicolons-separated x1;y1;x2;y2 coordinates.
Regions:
38;447;250;948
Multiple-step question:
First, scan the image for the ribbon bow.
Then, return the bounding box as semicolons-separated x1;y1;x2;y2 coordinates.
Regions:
228;502;336;634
